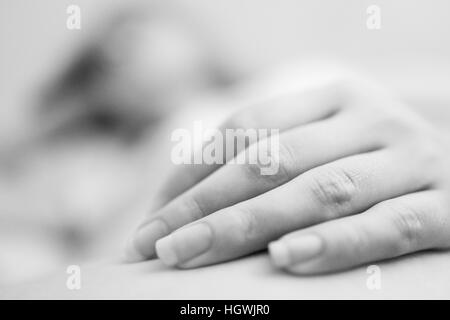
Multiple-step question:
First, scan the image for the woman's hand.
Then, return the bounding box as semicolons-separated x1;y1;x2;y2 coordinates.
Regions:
125;73;450;274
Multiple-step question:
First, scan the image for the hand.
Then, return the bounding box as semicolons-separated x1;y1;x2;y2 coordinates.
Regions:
125;73;450;274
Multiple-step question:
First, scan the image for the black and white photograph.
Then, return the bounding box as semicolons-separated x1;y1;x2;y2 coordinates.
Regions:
0;0;450;305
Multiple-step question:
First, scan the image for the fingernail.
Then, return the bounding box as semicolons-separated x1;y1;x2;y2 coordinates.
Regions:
156;223;212;266
125;220;169;262
269;234;323;268
268;241;291;268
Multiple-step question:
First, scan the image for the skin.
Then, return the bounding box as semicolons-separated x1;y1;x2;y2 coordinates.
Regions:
125;75;450;275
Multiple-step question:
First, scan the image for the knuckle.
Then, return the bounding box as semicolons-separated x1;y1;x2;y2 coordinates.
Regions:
184;195;208;220
232;205;260;243
243;140;294;186
389;201;425;253
308;166;358;216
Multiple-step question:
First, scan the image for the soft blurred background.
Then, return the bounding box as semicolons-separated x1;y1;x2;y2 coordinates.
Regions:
0;0;449;285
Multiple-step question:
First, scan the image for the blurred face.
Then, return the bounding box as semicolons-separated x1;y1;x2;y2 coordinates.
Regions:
90;14;221;122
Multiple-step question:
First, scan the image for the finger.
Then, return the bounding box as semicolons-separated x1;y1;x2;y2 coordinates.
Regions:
268;190;450;274
154;148;436;267
127;111;378;260
152;82;345;209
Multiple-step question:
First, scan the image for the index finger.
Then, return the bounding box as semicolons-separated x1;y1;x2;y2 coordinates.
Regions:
152;81;345;209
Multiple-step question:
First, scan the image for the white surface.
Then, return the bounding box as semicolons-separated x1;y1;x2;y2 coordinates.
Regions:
3;250;450;299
